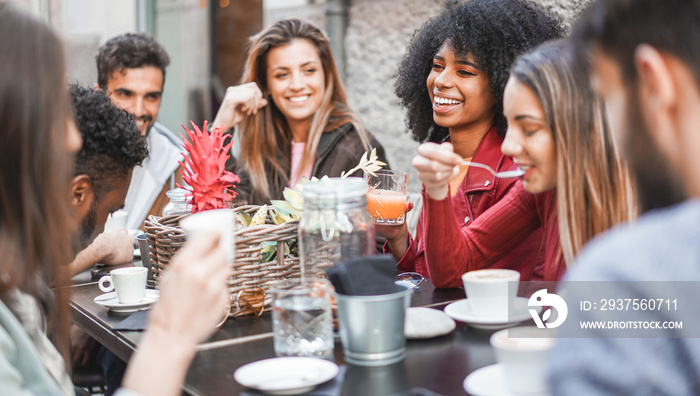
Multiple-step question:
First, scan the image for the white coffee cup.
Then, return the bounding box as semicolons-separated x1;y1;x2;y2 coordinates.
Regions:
104;209;128;230
99;267;148;304
179;208;236;263
462;269;520;320
490;326;555;394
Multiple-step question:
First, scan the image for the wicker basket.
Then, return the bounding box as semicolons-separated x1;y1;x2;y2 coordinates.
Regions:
143;205;300;317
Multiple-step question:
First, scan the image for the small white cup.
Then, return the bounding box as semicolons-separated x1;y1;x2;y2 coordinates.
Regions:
462;269;520;321
104;209;128;230
99;267;148;304
179;209;236;263
490;326;555;394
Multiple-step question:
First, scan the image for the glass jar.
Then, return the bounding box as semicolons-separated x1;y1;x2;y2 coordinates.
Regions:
162;188;191;216
299;177;375;279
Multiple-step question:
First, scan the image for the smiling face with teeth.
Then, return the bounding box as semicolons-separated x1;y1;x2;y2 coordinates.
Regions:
426;42;497;138
105;66;163;137
501;78;556;194
265;39;325;141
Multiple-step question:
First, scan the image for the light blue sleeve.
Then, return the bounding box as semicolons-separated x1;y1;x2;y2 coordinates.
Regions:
549;212;700;396
0;304;62;396
550;318;700;395
0;327;38;396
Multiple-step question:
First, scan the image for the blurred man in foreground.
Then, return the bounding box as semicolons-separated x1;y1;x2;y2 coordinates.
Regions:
551;1;700;394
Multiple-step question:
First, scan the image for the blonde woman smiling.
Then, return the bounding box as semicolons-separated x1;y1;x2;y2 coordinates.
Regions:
212;18;388;204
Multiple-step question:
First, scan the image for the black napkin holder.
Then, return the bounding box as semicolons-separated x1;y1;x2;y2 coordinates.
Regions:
326;254;404;296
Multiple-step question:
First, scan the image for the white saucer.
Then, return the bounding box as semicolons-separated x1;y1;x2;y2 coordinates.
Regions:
94;290;159;313
464;364;550;396
444;297;539;330
405;307;456;339
234;357;338;395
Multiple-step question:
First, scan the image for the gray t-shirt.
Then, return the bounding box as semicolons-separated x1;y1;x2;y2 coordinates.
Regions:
550;200;700;395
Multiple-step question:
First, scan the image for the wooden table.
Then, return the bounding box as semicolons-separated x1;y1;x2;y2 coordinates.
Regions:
69;273;500;395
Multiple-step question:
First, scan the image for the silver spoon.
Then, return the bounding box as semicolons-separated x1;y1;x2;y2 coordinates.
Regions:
395;272;425;289
461;160;525;178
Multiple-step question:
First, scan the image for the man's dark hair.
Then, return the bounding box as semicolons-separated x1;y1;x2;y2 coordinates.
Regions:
70;84;148;199
571;0;692;211
572;0;700;94
395;0;563;142
96;33;170;89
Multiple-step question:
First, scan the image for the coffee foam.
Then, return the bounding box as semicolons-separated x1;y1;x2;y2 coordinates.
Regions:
472;272;514;280
464;269;519;281
491;328;555;351
493;334;553;351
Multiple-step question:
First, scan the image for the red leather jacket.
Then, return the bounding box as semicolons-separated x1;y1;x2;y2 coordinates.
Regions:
394;126;547;287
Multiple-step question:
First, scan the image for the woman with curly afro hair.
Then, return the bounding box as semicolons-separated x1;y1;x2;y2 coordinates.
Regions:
381;0;563;285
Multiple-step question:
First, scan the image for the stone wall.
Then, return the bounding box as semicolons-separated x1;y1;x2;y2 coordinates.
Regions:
532;0;591;29
345;0;443;193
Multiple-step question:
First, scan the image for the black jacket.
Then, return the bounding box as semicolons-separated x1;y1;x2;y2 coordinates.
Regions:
229;123;390;205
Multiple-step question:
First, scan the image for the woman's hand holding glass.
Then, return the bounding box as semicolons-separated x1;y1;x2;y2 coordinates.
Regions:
412;142;462;200
374;202;414;261
211;82;268;131
122;232;230;396
149;232;230;342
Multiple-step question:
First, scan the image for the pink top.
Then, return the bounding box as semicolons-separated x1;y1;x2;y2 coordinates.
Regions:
289;141;313;189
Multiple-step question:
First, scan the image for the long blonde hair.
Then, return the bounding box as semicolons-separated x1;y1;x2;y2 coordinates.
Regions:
511;40;637;265
238;18;370;200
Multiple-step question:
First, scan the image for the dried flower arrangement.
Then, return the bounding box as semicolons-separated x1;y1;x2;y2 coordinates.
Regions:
270;148;386;221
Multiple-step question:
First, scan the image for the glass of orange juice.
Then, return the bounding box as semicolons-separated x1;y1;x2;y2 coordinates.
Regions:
365;170;409;225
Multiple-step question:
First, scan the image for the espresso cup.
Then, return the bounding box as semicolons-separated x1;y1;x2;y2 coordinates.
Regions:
98;267;148;304
462;269;520;321
490;326;555;394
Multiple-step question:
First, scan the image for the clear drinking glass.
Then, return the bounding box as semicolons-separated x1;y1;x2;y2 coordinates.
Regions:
365;170;409;225
271;278;334;358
